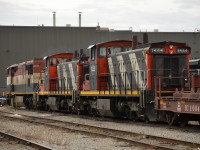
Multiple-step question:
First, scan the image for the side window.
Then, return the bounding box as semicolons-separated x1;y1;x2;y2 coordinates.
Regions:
49;58;57;66
28;78;31;86
26;65;33;75
124;46;132;51
108;46;121;55
40;80;43;84
98;47;106;58
45;59;48;67
29;65;33;74
91;47;96;60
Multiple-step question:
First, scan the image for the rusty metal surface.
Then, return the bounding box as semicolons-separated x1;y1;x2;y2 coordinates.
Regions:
155;87;200;114
173;87;200;100
192;75;200;89
158;99;200;114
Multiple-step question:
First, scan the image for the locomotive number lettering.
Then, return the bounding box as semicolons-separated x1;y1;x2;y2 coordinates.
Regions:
185;104;200;113
90;66;95;72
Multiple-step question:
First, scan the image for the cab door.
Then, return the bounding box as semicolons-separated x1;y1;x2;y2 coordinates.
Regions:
89;45;98;90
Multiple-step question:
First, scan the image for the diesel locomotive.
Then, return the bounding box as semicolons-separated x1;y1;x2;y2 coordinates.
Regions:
6;35;200;126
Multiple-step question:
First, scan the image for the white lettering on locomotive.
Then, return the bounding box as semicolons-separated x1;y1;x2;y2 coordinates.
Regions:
90;66;95;72
185;104;200;112
163;102;166;109
177;102;181;112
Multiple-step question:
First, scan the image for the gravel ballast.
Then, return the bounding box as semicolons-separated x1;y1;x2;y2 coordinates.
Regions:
0;106;200;149
0;106;141;150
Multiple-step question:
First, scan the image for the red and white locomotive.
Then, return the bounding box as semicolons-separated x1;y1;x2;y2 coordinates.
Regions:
6;35;200;125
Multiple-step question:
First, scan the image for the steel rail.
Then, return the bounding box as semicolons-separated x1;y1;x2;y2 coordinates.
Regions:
0;110;199;149
0;130;53;150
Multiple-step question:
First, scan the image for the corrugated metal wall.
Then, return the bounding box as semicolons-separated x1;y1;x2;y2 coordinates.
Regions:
0;26;199;92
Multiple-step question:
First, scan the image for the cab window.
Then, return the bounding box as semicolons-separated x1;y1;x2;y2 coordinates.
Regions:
124;46;132;51
91;46;96;60
98;47;107;58
108;46;122;55
49;58;57;66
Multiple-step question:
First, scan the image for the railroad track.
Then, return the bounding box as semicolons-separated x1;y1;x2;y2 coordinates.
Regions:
0;110;199;150
0;130;53;150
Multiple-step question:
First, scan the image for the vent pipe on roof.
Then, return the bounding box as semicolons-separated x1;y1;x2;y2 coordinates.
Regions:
80;49;85;57
96;22;100;30
143;33;148;44
79;12;82;27
52;11;56;27
132;36;137;50
74;50;79;59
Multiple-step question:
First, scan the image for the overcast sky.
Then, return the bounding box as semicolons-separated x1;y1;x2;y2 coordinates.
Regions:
0;0;199;32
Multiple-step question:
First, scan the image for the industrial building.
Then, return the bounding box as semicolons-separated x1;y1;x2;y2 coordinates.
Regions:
0;25;200;93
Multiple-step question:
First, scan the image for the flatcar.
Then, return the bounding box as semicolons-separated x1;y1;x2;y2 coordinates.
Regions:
189;59;200;100
190;59;200;70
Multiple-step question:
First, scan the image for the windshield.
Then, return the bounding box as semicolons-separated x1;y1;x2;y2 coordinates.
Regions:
152;55;188;89
154;55;187;76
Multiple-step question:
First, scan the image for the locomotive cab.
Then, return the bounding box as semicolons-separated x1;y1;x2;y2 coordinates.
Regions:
146;42;191;123
86;40;132;91
6;64;18;93
147;42;191;94
43;53;73;91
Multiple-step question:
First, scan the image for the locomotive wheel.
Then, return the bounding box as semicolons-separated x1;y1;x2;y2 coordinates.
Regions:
179;115;188;127
77;109;81;115
46;105;51;112
144;115;150;123
28;98;33;109
125;108;138;121
180;120;188;127
166;112;178;126
64;104;69;112
125;107;132;119
86;105;92;115
92;109;99;117
68;106;72;113
132;112;138;121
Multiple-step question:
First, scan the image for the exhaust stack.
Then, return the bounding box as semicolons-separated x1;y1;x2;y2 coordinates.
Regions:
79;12;82;27
52;12;56;27
80;49;85;57
74;50;79;58
143;33;148;44
132;36;138;50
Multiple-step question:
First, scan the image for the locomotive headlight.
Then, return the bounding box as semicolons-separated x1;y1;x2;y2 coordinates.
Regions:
169;45;173;49
149;48;165;53
176;48;190;53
